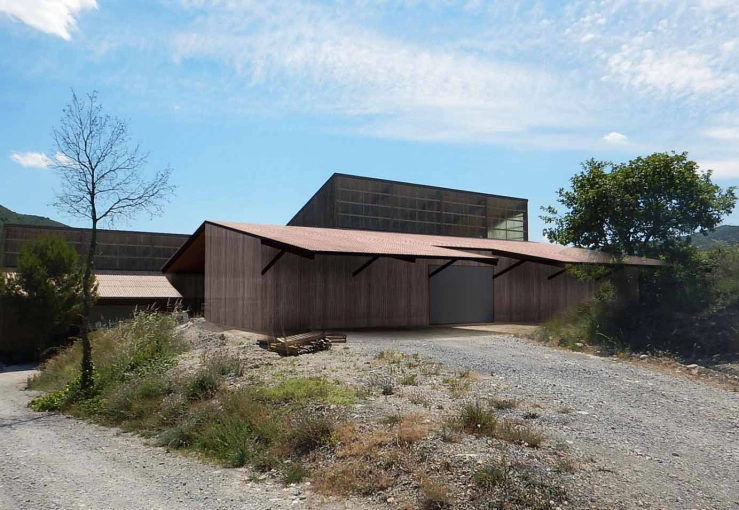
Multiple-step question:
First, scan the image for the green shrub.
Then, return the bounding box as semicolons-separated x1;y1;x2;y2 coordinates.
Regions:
202;351;242;377
28;310;183;397
282;463;308;484
474;464;505;490
186;370;221;400
542;248;739;357
257;377;356;406
29;375;81;411
28;311;356;480
460;401;497;436
288;415;336;455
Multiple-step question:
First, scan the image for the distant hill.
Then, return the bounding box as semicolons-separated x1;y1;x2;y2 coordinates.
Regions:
0;204;66;235
690;225;739;249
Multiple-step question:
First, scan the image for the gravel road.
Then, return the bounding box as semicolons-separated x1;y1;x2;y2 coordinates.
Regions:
0;368;304;510
349;329;739;510
3;329;739;510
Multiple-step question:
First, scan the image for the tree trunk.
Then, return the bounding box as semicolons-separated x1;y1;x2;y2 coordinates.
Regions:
79;220;96;391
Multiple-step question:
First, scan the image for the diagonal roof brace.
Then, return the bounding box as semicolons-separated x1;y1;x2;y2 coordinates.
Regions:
390;255;417;263
262;250;286;275
493;260;526;280
352;256;380;277
261;239;315;260
547;268;567;280
429;259;458;278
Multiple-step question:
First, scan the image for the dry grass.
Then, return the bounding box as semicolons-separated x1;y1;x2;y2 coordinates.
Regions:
421;478;452;509
495;420;545;448
554;455;579;473
396;414;435;445
336;424;392;458
491;397;518;410
313;460;393;496
445;377;472;399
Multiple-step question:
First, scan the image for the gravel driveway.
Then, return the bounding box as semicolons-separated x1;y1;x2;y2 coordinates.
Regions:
3;329;739;510
349;329;739;510
0;368;305;510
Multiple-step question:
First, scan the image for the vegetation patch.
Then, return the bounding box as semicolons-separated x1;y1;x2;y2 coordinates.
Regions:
29;318;577;509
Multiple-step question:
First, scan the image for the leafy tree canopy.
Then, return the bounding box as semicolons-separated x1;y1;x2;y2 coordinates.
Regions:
3;236;87;355
541;152;737;259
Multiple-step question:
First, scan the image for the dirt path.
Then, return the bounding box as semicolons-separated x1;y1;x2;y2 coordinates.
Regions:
0;368;303;510
349;329;739;510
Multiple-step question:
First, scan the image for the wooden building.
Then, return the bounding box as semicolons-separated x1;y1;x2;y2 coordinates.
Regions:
289;174;529;240
3;175;662;358
163;221;660;336
0;224;192;362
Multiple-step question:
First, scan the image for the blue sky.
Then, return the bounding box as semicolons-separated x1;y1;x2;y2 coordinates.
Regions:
1;0;739;239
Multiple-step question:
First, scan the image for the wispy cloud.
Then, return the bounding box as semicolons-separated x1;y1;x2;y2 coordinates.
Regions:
704;127;739;141
602;132;628;144
7;0;737;159
10;151;52;168
0;0;97;40
606;49;735;97
171;1;594;146
699;159;739;179
10;151;69;168
159;0;739;153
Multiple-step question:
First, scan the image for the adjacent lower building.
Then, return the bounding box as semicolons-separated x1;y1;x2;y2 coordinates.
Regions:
0;224;192;362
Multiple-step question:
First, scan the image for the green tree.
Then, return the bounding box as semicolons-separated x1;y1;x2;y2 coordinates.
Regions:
541;152;737;260
3;236;86;357
541;152;739;356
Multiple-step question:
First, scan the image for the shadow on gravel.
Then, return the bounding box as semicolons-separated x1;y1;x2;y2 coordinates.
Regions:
0;363;39;373
0;414;53;429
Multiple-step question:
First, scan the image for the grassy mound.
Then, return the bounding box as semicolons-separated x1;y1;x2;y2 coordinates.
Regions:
28;311;353;476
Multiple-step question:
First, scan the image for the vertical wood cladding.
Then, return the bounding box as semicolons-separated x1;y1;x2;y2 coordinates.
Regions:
204;224;602;332
493;256;599;323
205;223;429;333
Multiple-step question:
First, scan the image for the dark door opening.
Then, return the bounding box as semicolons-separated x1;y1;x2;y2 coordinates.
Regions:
429;265;494;325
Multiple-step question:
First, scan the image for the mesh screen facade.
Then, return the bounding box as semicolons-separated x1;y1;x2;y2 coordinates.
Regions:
1;224;190;271
289;174;528;240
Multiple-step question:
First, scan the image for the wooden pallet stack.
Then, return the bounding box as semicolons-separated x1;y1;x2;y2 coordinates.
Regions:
267;331;347;355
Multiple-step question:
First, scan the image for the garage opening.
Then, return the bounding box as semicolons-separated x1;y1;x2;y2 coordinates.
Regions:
429;265;494;325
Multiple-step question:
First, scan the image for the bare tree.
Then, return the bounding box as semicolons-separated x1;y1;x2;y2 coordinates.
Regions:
52;90;175;390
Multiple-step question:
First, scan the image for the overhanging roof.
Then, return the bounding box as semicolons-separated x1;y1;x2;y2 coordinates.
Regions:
3;270;182;300
162;221;664;273
163;221;498;273
93;271;182;299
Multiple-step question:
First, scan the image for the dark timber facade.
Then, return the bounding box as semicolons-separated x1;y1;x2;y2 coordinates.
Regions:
289;174;529;241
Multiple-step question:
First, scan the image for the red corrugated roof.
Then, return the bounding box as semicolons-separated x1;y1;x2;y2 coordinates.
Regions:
207;222;663;267
213;222;498;262
3;271;182;299
93;271;182;299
